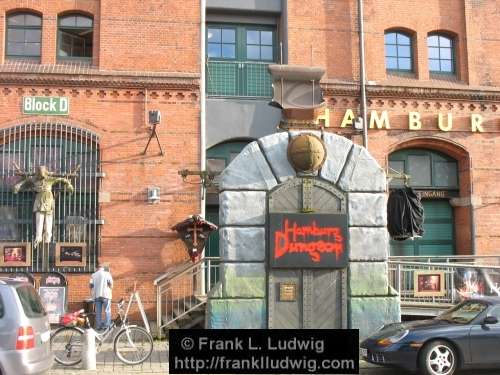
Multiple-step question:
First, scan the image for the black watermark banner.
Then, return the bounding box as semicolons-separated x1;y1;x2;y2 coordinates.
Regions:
169;329;359;374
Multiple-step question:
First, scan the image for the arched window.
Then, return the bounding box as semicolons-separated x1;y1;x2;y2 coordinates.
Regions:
389;149;458;257
58;14;93;60
6;12;42;60
384;31;413;72
428;34;455;74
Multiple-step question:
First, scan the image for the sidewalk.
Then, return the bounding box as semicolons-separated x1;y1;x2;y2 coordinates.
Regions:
48;340;401;375
48;341;499;375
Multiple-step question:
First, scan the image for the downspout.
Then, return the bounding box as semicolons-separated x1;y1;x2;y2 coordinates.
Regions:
469;156;476;255
200;0;207;296
200;0;206;218
357;0;368;149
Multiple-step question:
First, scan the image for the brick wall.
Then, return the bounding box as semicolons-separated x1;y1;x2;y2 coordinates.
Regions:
287;0;500;86
284;0;500;256
0;1;201;319
0;0;200;72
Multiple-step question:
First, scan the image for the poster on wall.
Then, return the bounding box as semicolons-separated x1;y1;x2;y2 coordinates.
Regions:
56;243;87;267
414;271;446;297
39;287;66;324
453;268;500;302
269;213;348;268
39;272;67;324
0;242;31;267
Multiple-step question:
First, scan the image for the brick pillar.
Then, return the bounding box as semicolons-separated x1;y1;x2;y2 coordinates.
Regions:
0;14;5;65
41;14;56;65
416;32;429;81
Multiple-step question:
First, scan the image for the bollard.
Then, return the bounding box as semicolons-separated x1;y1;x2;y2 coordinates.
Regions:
82;328;96;370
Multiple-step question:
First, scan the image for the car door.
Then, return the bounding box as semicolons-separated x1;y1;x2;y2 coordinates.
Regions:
469;305;500;364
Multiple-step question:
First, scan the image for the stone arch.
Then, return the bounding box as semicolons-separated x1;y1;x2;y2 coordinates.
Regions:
209;130;400;339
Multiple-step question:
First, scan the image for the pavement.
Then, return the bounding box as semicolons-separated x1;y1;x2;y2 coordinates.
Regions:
48;340;400;375
48;341;500;375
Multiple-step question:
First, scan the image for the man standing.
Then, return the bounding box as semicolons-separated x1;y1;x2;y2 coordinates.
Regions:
89;263;113;330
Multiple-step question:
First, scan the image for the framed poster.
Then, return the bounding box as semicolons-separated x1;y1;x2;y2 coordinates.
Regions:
414;270;446;297
39;286;66;324
55;243;86;267
0;242;31;267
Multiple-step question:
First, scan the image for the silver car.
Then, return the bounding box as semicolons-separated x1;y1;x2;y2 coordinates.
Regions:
0;278;52;375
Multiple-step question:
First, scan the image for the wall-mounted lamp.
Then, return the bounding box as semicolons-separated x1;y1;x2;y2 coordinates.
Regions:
147;186;161;204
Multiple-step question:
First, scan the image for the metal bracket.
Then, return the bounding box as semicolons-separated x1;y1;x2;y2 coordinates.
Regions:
302;178;314;213
143;123;164;155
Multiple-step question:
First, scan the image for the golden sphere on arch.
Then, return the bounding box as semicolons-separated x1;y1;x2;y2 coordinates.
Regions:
287;133;327;173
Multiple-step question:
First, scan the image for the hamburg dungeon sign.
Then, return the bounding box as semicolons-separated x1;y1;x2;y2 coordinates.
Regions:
270;213;348;268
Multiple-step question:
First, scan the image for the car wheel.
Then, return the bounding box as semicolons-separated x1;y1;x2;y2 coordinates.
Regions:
419;340;458;375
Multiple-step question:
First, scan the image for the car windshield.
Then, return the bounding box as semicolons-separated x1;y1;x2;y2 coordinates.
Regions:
437;301;488;324
17;285;46;318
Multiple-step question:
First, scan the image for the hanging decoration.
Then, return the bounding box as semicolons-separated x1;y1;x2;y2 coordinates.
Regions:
387;187;425;241
171;215;218;262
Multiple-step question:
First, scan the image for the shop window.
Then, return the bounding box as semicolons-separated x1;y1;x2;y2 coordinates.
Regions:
206;24;276;97
6;13;42;60
428;34;455;74
0;123;101;273
58;14;93;61
384;31;413;72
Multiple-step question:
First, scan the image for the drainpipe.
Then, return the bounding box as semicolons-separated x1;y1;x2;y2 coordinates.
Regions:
357;0;368;149
200;0;207;295
469;156;476;255
200;0;206;218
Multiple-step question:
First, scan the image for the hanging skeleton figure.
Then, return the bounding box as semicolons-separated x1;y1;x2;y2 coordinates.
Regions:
12;164;79;247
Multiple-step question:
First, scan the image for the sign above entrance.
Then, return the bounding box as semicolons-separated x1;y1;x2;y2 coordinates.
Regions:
270;213;348;268
22;96;69;116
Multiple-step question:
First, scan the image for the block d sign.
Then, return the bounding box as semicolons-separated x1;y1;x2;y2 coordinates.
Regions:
269;213;348;268
23;96;69;115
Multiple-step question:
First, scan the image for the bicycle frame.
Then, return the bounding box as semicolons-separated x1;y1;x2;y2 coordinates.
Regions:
81;298;130;351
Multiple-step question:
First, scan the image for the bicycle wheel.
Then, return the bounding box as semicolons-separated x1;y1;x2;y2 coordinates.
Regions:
51;326;84;366
113;326;153;365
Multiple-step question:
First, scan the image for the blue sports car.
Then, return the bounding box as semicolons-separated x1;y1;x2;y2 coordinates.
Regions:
360;297;500;375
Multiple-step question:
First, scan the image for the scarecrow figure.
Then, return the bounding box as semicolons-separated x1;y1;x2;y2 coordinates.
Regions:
12;164;78;247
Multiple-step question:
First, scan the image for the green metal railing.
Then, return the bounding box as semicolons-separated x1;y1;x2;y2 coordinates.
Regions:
206;60;273;98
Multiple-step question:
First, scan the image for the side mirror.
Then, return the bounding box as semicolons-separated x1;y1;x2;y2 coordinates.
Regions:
483;316;499;325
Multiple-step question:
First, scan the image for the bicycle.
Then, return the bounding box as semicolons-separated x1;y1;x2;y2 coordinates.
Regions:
51;298;154;366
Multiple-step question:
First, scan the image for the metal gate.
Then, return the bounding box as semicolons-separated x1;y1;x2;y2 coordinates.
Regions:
0;122;101;273
267;178;347;329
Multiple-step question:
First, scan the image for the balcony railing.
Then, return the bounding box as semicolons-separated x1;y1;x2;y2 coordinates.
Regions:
206;60;273;98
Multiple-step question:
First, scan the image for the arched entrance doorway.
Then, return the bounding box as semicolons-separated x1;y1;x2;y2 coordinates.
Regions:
205;140;252;258
389;148;458;256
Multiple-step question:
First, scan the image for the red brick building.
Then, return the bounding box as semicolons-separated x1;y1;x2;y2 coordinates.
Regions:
206;0;500;261
0;1;201;318
1;0;500;326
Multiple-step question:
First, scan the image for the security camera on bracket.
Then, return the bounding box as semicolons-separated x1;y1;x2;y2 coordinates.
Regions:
143;110;164;155
354;117;364;131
